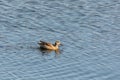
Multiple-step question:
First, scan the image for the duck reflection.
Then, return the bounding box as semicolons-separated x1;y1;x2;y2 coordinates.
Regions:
39;47;61;57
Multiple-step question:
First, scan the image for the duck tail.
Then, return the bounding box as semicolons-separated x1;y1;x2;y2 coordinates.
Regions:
40;40;45;43
38;40;46;45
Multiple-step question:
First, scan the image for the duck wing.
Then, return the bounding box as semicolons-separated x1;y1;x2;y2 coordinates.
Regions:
40;41;53;47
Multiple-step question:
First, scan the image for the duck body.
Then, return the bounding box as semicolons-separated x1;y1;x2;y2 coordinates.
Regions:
38;41;61;50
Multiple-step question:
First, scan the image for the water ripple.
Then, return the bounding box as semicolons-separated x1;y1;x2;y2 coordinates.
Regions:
0;0;120;80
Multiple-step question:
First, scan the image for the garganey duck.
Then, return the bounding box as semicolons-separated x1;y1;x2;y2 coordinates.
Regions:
38;40;61;50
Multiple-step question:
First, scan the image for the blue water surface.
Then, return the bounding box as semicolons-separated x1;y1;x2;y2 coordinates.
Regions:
0;0;120;80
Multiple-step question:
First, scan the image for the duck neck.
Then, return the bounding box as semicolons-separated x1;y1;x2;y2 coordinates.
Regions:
54;43;59;49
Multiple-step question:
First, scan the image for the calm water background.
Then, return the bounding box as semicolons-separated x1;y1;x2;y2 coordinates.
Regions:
0;0;120;80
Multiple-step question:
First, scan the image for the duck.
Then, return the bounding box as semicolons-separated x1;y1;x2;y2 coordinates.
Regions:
38;40;61;50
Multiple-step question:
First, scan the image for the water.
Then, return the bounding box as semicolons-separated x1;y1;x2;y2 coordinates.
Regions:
0;0;120;80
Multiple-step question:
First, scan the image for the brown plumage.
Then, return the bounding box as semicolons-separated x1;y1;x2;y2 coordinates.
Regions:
38;40;61;50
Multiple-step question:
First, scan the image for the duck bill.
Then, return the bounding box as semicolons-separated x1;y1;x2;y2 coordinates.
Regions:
60;44;63;46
